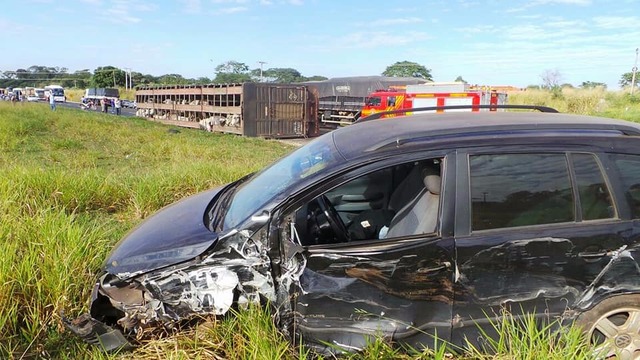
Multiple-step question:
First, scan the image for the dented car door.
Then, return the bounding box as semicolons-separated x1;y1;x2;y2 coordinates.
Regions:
272;154;456;353
291;238;455;352
451;149;639;346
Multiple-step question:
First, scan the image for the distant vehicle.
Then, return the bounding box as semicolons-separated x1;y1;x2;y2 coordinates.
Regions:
120;99;136;109
12;88;24;101
361;82;508;118
301;76;429;127
135;83;319;138
44;85;66;102
25;87;41;102
83;88;120;102
35;88;46;101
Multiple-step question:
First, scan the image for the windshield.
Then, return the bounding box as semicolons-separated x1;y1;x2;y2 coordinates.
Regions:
365;96;381;106
222;134;342;229
51;89;64;96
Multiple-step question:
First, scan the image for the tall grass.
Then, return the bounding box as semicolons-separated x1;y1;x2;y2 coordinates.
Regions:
130;306;296;360
0;102;291;358
509;88;640;121
463;310;595;360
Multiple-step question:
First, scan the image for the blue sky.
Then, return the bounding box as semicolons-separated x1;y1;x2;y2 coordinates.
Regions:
1;0;638;88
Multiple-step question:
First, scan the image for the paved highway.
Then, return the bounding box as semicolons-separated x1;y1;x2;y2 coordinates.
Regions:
56;101;137;117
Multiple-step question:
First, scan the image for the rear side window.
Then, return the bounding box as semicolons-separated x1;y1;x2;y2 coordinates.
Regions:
470;154;574;230
571;153;615;220
613;154;640;218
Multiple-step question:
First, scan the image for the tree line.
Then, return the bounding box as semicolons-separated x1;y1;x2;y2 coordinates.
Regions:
0;61;433;89
1;61;635;90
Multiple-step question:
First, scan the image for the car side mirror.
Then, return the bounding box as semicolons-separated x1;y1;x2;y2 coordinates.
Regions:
250;210;270;225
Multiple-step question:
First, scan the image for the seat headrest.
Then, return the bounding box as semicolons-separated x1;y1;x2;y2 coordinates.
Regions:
422;166;441;195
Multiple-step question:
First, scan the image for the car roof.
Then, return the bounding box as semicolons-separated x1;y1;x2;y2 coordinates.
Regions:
331;112;640;160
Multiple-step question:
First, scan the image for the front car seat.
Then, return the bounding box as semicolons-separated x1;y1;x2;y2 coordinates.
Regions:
384;165;441;238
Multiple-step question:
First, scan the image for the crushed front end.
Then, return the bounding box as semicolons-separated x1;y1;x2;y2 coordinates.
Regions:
64;228;279;351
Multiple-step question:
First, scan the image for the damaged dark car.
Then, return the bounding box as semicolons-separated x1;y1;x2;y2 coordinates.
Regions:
66;107;640;358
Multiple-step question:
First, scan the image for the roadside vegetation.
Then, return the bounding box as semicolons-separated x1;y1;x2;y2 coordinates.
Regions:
510;87;640;120
1;90;637;359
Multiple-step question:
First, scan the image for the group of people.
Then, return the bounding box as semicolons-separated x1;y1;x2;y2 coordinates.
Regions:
1;91;23;102
100;98;122;115
81;97;122;115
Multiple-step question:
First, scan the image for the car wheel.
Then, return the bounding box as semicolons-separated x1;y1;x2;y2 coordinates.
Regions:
575;295;640;359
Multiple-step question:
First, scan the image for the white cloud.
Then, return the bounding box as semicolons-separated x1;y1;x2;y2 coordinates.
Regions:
309;30;431;51
0;17;33;34
530;0;591;5
373;17;424;26
593;16;640;30
179;0;202;13
217;6;248;13
507;0;590;12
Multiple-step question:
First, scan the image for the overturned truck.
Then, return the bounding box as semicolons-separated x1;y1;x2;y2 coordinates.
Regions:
301;76;429;126
135;83;319;138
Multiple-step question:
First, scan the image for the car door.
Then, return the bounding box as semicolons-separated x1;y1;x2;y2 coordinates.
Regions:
451;148;635;347
272;153;456;353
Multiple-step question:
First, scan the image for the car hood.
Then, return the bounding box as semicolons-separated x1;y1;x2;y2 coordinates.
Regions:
104;187;223;278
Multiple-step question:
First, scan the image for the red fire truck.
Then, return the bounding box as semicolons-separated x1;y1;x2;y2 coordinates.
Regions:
361;83;508;118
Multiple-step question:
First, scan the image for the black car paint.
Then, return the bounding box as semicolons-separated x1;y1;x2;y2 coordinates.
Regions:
105;187;224;276
65;112;640;354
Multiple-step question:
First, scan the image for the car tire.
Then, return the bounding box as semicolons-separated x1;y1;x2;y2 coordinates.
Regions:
574;294;640;359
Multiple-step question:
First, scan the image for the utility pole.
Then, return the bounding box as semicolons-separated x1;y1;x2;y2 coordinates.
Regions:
124;68;132;90
258;61;267;82
631;48;639;95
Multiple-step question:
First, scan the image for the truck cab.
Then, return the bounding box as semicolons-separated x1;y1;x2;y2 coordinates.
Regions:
361;82;508;119
362;90;405;118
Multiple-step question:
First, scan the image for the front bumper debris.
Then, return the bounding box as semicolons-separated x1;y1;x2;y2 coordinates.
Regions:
62;313;134;353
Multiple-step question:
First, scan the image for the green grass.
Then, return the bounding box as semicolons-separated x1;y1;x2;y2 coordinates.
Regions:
0;102;292;359
1;93;632;359
463;310;594;360
509;88;640;121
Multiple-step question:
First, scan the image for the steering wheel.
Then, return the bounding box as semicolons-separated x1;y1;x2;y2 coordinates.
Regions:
316;195;350;243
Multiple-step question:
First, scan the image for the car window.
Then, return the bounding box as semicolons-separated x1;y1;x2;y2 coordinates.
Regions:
387;96;396;107
571;153;615;220
365;96;381;106
470;153;574;231
612;154;640;218
290;158;443;246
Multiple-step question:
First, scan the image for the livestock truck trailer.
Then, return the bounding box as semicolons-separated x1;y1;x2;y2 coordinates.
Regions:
135;83;319;138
